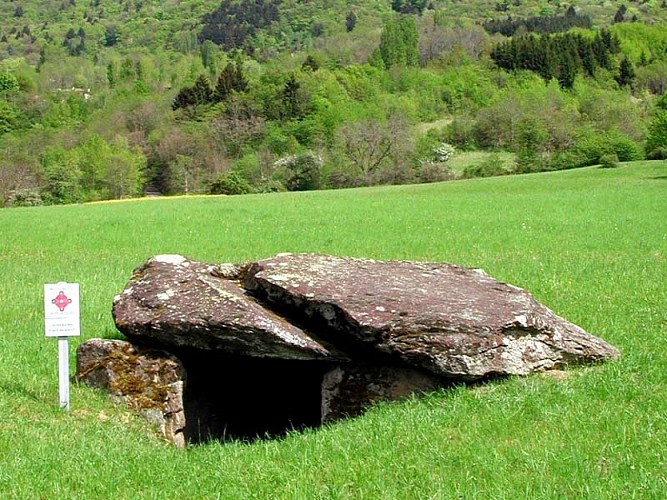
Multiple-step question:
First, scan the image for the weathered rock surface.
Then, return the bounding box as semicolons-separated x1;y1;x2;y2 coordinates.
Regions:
76;338;186;447
112;254;335;361
80;252;619;445
244;253;620;380
321;363;445;422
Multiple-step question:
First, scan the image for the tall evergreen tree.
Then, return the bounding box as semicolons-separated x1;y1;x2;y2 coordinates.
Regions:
378;16;419;69
616;57;636;88
191;75;213;104
281;74;301;119
172;75;212;111
613;5;627;23
301;55;319;72
213;62;247;102
592;32;613;69
600;28;620;54
577;36;596;77
345;11;357;32
391;0;427;15
557;52;577;89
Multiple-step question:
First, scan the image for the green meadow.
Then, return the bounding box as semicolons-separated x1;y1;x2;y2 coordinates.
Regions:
1;162;666;498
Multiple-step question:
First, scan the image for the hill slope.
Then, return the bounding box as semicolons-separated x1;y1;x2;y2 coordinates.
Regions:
0;163;666;497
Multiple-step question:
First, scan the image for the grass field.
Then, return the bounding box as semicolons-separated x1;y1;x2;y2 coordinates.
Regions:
1;162;666;498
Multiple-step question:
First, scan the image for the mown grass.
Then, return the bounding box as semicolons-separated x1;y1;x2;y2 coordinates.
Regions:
1;162;666;498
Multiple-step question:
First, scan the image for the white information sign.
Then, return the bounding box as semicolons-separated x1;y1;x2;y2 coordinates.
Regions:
44;282;80;410
44;282;80;337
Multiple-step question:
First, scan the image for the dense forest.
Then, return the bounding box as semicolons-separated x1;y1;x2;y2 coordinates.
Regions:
1;0;666;206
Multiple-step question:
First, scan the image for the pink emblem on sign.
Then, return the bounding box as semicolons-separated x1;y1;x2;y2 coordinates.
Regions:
52;291;72;312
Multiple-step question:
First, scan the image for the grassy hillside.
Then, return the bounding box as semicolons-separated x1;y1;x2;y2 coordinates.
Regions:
1;0;666;206
1;163;665;497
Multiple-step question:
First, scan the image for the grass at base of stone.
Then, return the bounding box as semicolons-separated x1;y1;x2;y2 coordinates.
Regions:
0;162;665;498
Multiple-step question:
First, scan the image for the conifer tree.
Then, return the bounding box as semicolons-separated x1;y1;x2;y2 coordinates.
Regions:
391;0;427;14
578;38;596;77
592;32;612;69
557;52;577;89
191;75;213;104
616;57;636;88
613;6;626;23
172;75;212;111
378;16;419;69
213;62;247;102
302;55;319;72
281;74;301;119
345;11;357;32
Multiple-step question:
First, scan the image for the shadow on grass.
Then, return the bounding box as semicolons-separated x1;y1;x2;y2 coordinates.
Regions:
0;379;44;402
648;175;667;180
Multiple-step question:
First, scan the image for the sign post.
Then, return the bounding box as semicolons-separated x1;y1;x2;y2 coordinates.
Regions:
44;282;80;410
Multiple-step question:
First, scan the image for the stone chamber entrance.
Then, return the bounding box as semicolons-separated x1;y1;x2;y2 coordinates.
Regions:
175;348;334;443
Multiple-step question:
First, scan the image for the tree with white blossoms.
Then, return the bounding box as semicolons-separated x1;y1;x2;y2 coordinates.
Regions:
275;151;322;191
432;142;456;163
417;142;456;183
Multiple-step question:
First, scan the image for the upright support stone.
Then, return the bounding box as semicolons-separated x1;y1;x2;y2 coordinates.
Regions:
76;339;186;447
321;363;445;422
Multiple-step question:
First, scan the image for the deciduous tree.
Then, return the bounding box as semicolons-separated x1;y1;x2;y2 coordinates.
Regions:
337;117;408;184
41;146;83;205
646;109;667;159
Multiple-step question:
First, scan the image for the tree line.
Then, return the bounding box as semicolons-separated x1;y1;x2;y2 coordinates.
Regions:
199;0;282;52
483;7;592;37
490;29;624;89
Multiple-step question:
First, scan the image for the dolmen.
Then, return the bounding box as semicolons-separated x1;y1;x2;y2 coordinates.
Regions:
77;253;619;446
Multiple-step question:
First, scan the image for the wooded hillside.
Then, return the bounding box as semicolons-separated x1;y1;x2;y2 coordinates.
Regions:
1;0;666;206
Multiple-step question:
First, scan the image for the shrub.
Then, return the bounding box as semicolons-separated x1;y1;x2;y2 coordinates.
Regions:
563;129;643;170
513;150;546;174
646;146;667;160
445;116;477;150
461;154;508;178
209;171;253;195
604;133;643;162
375;163;417;185
275;151;323;191
8;188;43;207
418;161;455;183
646;110;667;159
549;150;592;170
254;179;286;193
327;168;364;189
599;154;620;169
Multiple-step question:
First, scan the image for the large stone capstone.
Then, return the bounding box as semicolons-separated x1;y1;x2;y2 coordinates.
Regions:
112;254;335;361
78;253;619;445
244;253;620;379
